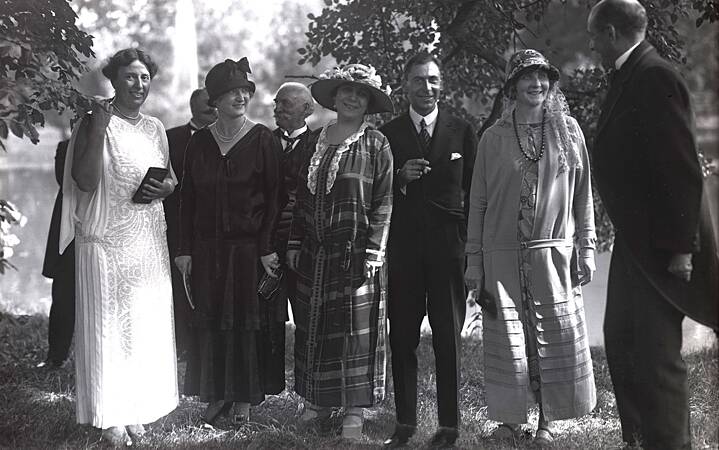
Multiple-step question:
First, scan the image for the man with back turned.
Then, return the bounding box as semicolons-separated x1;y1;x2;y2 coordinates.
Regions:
588;1;718;448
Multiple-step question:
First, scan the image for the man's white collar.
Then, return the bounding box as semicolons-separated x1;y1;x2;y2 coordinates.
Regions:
409;105;438;127
283;124;308;139
615;41;642;70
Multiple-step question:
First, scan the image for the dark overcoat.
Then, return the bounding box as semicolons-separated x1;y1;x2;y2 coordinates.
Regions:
591;40;718;330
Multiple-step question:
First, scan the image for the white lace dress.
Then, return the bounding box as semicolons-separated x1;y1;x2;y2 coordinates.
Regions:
61;114;179;428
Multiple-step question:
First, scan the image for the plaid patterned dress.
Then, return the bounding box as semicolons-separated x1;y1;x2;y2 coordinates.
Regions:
288;122;393;407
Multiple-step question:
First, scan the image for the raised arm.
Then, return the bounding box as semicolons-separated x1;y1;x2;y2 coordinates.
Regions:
71;102;112;192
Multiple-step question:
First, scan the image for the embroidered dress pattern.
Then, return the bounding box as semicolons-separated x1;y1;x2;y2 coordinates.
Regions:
73;115;178;428
517;123;542;398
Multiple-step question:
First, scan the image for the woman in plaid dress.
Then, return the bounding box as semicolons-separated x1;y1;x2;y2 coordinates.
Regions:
287;64;393;440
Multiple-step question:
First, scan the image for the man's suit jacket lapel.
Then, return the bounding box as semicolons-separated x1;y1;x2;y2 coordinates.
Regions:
596;40;653;138
426;110;452;165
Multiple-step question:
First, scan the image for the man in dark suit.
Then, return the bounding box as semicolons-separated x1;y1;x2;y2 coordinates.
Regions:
39;139;74;369
588;1;718;448
272;82;317;314
380;52;477;448
164;87;216;358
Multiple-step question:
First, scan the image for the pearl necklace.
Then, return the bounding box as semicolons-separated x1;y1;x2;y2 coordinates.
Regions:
214;116;248;143
111;103;140;121
512;108;545;162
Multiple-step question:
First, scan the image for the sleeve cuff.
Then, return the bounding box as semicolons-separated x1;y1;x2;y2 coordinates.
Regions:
366;248;384;264
287;239;302;252
466;252;483;267
576;236;596;250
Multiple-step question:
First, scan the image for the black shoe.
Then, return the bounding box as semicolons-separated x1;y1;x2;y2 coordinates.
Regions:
201;400;232;426
428;427;459;448
383;424;416;448
36;358;68;369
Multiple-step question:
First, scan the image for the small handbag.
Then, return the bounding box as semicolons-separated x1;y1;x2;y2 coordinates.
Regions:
476;287;498;319
258;268;283;301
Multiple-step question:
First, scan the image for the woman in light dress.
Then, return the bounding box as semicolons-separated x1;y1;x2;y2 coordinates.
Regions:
61;48;178;446
465;49;597;446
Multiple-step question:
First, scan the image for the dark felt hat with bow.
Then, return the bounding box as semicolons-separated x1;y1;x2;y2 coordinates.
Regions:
205;57;256;106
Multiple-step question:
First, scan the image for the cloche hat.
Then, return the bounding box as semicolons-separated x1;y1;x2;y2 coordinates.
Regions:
503;49;560;96
205;57;256;106
310;64;393;114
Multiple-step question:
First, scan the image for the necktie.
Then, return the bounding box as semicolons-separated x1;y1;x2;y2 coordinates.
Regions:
419;118;431;153
281;133;300;151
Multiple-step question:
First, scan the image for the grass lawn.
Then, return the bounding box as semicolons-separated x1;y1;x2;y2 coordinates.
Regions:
0;312;717;449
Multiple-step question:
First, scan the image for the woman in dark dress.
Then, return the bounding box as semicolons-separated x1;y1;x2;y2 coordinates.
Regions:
175;58;284;425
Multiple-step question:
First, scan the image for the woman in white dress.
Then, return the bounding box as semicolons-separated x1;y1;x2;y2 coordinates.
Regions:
60;48;179;446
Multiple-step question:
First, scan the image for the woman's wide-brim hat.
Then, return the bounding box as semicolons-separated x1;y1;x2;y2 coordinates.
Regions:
503;49;560;95
205;57;256;106
311;64;393;115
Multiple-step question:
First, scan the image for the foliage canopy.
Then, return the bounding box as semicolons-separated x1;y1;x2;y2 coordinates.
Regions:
300;0;718;249
0;0;95;151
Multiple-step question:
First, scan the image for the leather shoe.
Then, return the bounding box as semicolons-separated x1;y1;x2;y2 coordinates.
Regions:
428;427;459;448
383;424;415;448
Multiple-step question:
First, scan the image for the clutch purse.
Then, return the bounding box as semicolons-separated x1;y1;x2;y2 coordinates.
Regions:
258;269;283;301
476;287;498;319
132;167;168;203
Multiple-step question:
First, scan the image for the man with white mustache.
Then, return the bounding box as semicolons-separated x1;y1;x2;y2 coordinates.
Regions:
271;82;318;315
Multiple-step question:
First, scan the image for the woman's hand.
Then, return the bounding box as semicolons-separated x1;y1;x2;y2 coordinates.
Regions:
260;252;280;277
286;250;300;272
577;254;596;285
464;265;484;293
141;178;174;202
667;252;693;282
364;261;379;279
175;255;192;276
90;100;113;133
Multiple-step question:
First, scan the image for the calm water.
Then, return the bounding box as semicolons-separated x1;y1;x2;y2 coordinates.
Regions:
1;167;715;351
0;167;57;315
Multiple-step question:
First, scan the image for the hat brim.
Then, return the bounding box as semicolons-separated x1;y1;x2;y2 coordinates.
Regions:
208;80;256;106
311;79;393;115
503;64;560;94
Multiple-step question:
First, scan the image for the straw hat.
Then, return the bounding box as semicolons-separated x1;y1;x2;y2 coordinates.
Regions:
310;64;393;114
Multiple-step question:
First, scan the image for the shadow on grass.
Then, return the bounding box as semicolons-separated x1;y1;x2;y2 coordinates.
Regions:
0;312;717;449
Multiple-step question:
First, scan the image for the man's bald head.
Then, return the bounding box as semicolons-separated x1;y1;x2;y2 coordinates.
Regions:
274;82;314;132
589;0;647;41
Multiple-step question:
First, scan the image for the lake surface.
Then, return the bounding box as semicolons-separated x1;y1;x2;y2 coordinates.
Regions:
0;167;57;315
1;167;715;352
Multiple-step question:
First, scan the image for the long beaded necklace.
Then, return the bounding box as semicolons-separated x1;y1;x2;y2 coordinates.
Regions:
111;102;140;121
214;116;248;143
512;108;545;162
